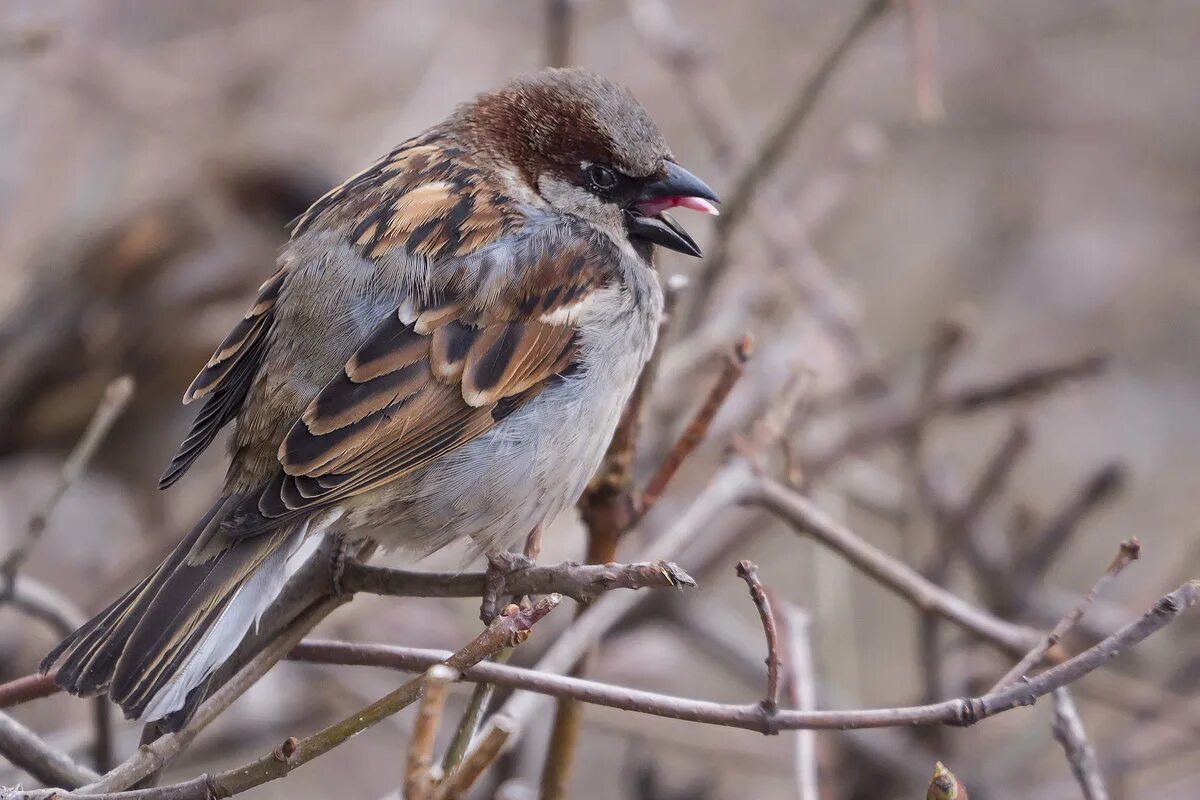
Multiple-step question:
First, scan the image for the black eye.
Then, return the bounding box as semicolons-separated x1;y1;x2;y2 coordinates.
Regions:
586;164;618;193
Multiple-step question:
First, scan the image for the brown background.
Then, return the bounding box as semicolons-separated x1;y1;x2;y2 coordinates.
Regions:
1;1;1198;798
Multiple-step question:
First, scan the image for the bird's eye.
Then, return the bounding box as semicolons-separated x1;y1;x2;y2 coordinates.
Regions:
586;164;618;193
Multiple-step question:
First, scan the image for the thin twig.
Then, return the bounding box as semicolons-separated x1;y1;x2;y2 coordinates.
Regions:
803;352;1108;479
931;418;1029;568
949;354;1108;413
635;335;752;521
16;580;1193;800
288;581;1200;735
203;598;558;798
404;665;457;800
749;476;1042;655
1051;688;1108;800
80;594;349;792
440;527;544;776
439;665;494;776
0;710;101;789
6;574;87;637
1;375;134;583
991;538;1141;691
1010;463;1126;602
735;561;782;715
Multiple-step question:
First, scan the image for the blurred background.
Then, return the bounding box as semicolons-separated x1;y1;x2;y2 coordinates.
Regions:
1;1;1198;798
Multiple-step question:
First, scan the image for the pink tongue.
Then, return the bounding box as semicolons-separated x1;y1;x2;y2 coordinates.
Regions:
635;196;720;217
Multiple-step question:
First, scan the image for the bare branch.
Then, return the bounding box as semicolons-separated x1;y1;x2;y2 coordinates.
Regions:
735;561;782;715
636;335;752;520
748;476;1041;655
0;710;100;789
804;352;1108;479
1051;688;1108;800
204;597;559;799
79;593;350;792
340;558;695;605
0;673;59;709
948;353;1108;413
282;580;1199;736
992;538;1141;691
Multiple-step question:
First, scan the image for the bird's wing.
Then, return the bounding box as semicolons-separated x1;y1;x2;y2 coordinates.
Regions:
159;131;518;490
159;268;286;488
227;227;616;534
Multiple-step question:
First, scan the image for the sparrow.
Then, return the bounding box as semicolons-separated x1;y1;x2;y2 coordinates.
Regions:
42;68;719;727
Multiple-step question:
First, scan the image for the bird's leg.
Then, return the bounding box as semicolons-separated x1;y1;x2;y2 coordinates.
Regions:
480;549;536;623
329;532;352;598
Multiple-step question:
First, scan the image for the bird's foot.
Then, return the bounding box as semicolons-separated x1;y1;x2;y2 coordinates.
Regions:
480;550;536;624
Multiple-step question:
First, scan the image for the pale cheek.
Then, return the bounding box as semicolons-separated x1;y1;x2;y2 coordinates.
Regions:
536;175;623;230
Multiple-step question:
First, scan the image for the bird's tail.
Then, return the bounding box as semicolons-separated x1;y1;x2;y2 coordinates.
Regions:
41;494;319;727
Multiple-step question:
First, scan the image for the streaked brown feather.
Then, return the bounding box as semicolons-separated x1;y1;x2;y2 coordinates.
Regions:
159;269;285;489
183;269;284;404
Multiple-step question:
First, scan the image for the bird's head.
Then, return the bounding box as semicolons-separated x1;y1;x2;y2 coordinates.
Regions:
462;67;719;257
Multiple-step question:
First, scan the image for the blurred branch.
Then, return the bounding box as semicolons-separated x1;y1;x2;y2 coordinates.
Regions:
404;665;457;800
0;711;100;789
6;574;87;638
1008;463;1127;604
0;375;134;585
684;0;890;330
545;0;573;68
433;715;513;800
1051;688;1108;800
901;0;944;122
748;476;1042;655
0;673;60;709
803;352;1108;479
0;376;132;781
778;604;819;800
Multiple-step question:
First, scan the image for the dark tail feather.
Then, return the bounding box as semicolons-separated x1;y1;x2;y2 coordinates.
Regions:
41;495;310;724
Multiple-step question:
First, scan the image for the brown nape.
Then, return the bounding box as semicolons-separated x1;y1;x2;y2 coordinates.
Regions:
459;67;671;187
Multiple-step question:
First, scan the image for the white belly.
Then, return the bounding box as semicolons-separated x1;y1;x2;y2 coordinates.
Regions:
355;282;660;559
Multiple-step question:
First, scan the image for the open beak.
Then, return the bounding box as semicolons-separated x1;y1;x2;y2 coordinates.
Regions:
627;161;720;257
